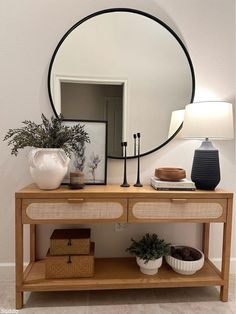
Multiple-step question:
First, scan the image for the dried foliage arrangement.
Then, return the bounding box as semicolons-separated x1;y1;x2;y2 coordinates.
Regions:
4;114;90;158
87;152;102;182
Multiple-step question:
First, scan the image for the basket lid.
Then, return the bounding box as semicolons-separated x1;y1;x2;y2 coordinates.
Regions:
50;228;91;240
46;242;95;258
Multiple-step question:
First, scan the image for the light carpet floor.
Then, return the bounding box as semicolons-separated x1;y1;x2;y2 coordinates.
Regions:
0;276;235;313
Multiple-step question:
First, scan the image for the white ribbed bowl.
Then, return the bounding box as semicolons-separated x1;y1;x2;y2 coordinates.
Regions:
165;246;204;275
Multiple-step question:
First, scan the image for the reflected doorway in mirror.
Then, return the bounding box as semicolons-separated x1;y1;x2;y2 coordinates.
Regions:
54;75;128;158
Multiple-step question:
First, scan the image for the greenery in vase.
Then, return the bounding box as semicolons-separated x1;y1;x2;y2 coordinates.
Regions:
126;233;171;263
3;114;90;158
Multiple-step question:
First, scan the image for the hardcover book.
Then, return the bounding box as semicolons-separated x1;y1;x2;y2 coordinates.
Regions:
150;177;196;191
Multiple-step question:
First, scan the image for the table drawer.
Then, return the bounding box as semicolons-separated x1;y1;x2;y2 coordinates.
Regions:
22;198;127;223
128;198;227;222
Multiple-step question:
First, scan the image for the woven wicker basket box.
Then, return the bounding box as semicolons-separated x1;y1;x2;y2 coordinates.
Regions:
46;242;95;279
50;228;91;255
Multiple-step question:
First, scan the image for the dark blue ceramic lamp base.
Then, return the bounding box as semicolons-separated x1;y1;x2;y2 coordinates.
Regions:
191;148;220;190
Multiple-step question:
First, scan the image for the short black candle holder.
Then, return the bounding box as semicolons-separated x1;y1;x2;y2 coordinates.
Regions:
134;133;143;187
120;141;130;187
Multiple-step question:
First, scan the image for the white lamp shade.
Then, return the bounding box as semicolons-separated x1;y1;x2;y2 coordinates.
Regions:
181;102;234;139
168;109;185;139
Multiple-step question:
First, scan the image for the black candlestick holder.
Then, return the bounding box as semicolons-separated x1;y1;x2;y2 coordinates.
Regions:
134;133;143;187
120;142;130;187
133;133;137;156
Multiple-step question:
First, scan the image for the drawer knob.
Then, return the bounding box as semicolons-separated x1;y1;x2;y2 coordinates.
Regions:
67;198;85;203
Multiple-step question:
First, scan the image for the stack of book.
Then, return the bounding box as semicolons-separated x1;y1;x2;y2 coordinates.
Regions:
150;176;196;191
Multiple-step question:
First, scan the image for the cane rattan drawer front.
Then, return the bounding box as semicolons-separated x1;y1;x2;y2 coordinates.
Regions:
128;198;227;222
22;198;127;223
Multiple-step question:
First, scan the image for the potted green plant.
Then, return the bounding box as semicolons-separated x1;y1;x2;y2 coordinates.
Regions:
3;114;90;190
126;233;171;275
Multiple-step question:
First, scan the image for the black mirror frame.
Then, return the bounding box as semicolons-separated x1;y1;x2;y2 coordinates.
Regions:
48;8;195;159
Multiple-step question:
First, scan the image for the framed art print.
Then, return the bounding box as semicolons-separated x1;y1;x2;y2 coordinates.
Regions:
63;120;107;185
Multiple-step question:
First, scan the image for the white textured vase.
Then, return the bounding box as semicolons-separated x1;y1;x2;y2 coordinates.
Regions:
136;256;163;275
28;148;70;190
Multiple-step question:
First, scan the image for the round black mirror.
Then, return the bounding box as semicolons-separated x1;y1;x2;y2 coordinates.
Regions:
48;8;195;158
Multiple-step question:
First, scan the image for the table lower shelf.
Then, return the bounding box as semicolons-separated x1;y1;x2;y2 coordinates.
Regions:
23;257;224;292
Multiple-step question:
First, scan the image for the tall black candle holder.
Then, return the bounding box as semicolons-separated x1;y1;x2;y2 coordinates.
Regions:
133;133;137;156
120;141;130;187
134;133;143;187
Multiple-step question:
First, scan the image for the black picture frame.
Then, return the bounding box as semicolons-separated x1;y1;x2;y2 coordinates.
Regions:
63;120;107;185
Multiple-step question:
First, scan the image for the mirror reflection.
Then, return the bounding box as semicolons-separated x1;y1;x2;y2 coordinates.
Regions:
48;9;194;158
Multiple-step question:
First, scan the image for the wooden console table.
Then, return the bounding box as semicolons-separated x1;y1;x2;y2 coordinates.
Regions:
15;184;233;309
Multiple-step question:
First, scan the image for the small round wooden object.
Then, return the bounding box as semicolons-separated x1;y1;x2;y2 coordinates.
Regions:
155;167;186;181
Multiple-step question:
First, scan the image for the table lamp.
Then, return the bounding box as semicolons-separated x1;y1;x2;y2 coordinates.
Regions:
181;101;234;190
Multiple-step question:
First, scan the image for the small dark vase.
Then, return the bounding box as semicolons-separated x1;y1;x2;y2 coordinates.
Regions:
191;140;220;190
69;170;85;189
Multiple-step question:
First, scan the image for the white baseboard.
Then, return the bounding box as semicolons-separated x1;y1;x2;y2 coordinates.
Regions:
211;257;236;274
0;259;235;281
0;263;28;281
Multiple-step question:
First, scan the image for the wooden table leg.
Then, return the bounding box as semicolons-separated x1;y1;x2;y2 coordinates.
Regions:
220;198;233;302
15;198;23;309
30;224;36;262
202;223;210;259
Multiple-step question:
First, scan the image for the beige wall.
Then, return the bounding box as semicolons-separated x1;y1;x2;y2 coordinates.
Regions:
0;0;235;271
